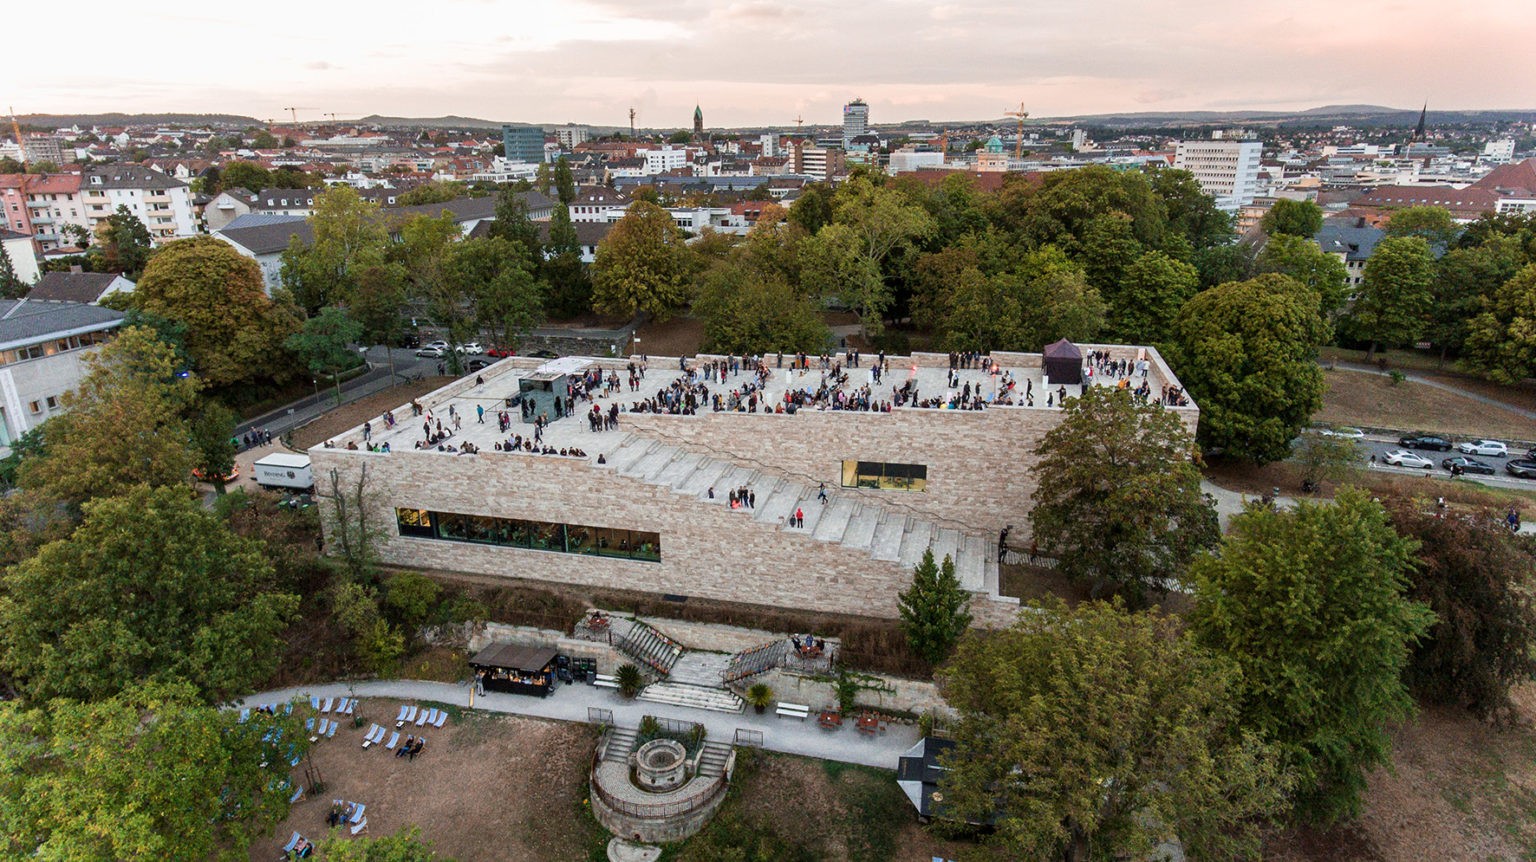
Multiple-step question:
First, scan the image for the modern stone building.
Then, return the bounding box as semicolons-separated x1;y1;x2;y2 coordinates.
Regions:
311;346;1196;623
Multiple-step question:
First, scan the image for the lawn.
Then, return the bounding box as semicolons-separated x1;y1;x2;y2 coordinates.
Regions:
1316;368;1535;441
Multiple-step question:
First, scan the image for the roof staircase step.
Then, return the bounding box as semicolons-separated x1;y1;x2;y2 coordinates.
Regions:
841;505;881;550
869;515;907;561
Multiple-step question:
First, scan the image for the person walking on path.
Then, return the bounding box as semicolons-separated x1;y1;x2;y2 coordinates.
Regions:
476;404;485;424
817;483;828;505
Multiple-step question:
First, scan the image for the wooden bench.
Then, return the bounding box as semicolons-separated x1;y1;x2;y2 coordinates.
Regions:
775;702;811;720
593;674;620;689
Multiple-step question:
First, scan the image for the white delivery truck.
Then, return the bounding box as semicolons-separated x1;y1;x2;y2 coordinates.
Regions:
252;452;314;491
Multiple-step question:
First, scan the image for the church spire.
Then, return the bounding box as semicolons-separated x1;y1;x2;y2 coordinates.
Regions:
693;104;704;139
1411;102;1427;143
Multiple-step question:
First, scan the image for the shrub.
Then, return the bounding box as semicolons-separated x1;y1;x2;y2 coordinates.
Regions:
615;663;644;698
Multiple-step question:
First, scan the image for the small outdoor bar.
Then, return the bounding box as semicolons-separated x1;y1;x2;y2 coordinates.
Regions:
470;643;560;698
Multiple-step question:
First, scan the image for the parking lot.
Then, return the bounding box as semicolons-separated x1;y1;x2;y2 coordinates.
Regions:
1337;430;1536;489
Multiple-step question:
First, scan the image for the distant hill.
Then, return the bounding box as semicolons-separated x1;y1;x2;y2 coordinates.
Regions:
1020;105;1536;129
19;112;260;129
356;114;508;130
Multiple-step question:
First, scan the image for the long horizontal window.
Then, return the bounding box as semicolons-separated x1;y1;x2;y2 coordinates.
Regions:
840;460;927;492
395;508;660;563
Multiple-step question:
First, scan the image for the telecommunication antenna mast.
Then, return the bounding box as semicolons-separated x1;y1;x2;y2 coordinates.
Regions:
628;107;636;139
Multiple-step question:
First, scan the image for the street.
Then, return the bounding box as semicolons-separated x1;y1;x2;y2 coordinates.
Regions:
1351;433;1536;491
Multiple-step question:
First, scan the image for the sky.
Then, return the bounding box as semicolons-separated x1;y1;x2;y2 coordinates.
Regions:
11;0;1535;128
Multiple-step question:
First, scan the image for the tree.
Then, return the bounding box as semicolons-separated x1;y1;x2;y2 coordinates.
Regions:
287;306;364;404
487;188;544;271
591;200;696;320
1189;489;1434;824
351;262;408;377
1429;239;1525;361
1292;433;1362;489
60;222;93;249
553;156;576;205
800;222;888;337
1008;164;1166;251
0;484;299;703
251;129;279;149
1168;274;1329;464
1385;500;1536;724
541;202;591;319
0;681;304;860
1255;233;1350;317
1029;387;1219;607
1259;199;1323;238
221;160;272;192
896;548;971;665
1193;243;1252;289
1107;250;1199;344
134;236;301;389
189;396;238;494
0;243;26;298
448;237;544;348
831;175;936;331
91;205;152;279
1384;205;1460;249
694;255;827;355
288;185;389;312
1151;167;1234;249
16;326;200;502
1345;235;1436;360
938;599;1288;862
1464;263;1536;383
330;580;406;674
787;182;834;235
395;181;463;206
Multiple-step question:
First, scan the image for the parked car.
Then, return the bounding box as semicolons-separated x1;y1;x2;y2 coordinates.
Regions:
396;332;421;349
414;345;445;358
455;342;485;355
487;346;516;358
466;358;492;372
1320;426;1365;439
1458;439;1508;457
1505;459;1536;479
424;340;450;352
1398;434;1453;451
1384;450;1434;469
1441;456;1497;475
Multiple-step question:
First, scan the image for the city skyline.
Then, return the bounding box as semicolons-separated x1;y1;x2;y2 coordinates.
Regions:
11;0;1536;128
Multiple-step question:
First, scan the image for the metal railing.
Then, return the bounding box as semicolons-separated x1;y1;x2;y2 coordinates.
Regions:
590;766;727;819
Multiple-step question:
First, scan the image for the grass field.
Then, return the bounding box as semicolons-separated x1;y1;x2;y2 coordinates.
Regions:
1316;368;1535;441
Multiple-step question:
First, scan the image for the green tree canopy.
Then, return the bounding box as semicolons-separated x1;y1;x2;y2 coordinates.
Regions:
553;156;576;205
314;826;452;861
134;235;300;389
591;200;697;320
395;181;464;206
91;205;153;279
1384;205;1460;248
286;306;364;402
189;396;239;492
787;182;834;234
1464;263;1536;383
1190;489;1434;824
1029;387;1219;607
487;188;544;272
799;222;888;337
1429;237;1526;359
1386;499;1536;724
0;243;27;298
284;185;389;313
0;484;299;702
939;599;1288;862
1259;199;1323;238
1008;164;1167;250
1168;273;1329;464
1107;249;1199;344
896;548;971;665
1254;233;1350;317
221;160;271;192
1344;235;1436;360
0;681;305;860
541;202;592;319
1150;167;1234;249
16;326;200;502
447;236;544;348
693;249;827;355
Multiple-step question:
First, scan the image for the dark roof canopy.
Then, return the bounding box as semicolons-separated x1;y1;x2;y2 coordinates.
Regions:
1042;338;1080;360
469;643;558;673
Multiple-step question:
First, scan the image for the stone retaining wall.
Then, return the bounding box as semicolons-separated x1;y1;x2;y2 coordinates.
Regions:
747;667;957;719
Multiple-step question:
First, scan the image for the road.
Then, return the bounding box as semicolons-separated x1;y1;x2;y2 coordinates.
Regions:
1344;432;1536;491
234;346;435;441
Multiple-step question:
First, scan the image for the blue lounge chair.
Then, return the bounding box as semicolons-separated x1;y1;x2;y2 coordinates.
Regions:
282;832;301;854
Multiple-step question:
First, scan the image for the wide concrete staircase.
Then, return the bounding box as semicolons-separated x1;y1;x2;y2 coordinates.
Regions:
637;681;745;714
598;435;997;592
616;618;684;677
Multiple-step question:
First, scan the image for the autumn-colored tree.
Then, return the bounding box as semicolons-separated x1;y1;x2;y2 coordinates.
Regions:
134;236;300;389
591;200;696;320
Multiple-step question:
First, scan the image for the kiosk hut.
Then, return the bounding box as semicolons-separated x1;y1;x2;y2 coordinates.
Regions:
469;643;559;697
1042;338;1082;386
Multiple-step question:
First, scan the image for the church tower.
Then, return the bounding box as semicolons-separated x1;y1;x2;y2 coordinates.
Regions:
693;105;704;140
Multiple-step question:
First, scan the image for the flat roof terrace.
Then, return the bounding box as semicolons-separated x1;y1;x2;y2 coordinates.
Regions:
322;346;1192;465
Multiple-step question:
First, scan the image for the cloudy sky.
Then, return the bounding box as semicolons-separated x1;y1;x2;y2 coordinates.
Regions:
13;0;1534;127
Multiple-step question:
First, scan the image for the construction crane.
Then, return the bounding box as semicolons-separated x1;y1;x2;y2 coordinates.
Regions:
283;106;316;123
8;107;24;170
1004;101;1029;159
795;114;803;130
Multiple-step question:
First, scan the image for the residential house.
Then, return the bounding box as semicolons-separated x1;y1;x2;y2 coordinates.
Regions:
203;189;257;232
27;271;135;304
0;229;39;285
80;166;198;244
0;299;124;452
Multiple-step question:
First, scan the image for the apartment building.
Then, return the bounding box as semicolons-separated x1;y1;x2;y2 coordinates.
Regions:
1173;138;1263;211
0;299;124;453
80;166;198;244
18;174;90;252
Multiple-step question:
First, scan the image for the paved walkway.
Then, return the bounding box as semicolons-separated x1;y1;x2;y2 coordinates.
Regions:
1324;361;1536;421
240;678;917;771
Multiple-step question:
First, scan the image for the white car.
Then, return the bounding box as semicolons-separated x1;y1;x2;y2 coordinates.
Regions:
1458;439;1508;457
414;345;445;358
424;340;450;352
1384;450;1434;469
1320;426;1365;439
455;342;485;355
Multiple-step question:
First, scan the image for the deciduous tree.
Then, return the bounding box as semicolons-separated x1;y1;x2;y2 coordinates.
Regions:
0;681;305;860
896;548;971;665
1345;235;1436;360
1255;233;1350;317
134;235;300;389
1260;199;1323;238
447;236;543;348
1384;205;1460;249
286;306;364;404
1108;249;1199;344
91;205;152;279
939;599;1288;862
591;200;696;320
541;202;591;319
0;484;299;702
1464;263;1536;384
693;254;827;355
1190;489;1434;824
1168;274;1329;464
1029;387;1218;607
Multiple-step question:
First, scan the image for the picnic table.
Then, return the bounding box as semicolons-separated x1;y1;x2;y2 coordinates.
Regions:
856;712;884;735
818;709;842;730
